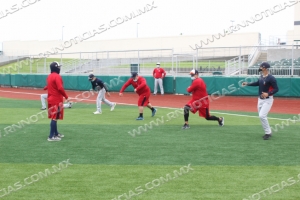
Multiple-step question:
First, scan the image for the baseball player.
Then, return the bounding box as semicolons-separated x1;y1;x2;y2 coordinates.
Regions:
47;61;69;141
41;85;72;110
153;62;166;95
182;69;224;129
119;72;157;120
242;62;279;140
88;74;116;114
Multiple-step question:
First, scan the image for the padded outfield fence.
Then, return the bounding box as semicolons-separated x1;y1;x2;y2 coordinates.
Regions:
1;74;300;97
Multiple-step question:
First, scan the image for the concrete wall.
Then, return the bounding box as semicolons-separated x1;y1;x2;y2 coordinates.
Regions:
2;32;260;58
267;49;300;61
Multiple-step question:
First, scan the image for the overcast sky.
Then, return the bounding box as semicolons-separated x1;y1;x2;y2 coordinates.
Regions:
0;0;296;50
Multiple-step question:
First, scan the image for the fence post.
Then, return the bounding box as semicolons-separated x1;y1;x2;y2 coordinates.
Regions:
292;44;294;76
239;46;241;75
172;49;174;72
196;48;198;70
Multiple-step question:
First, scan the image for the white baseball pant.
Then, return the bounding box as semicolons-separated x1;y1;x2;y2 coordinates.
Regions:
96;88;114;112
154;78;164;94
257;96;274;134
41;94;70;109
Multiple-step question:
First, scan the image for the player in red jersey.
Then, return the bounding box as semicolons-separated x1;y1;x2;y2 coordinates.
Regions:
182;69;224;129
47;62;69;141
153;62;166;95
119;72;157;120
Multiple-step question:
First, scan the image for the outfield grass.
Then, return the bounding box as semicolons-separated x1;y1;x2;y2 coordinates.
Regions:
0;98;300;199
0;60;226;74
0;58;74;74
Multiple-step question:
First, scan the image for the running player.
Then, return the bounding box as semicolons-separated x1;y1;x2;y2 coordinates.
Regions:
41;85;72;110
182;69;224;129
88;74;116;114
47;61;69;141
242;62;279;140
119;72;157;120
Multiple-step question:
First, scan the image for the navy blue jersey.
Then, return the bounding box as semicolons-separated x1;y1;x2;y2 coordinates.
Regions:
91;78;108;91
247;74;279;97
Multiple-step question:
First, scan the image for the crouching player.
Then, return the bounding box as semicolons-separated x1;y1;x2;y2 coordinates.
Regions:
119;72;157;120
182;70;224;129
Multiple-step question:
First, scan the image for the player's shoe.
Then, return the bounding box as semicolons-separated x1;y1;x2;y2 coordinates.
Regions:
218;117;224;126
93;111;102;114
110;103;116;111
47;137;61;141
41;108;46;110
263;133;272;140
152;108;157;117
136;116;144;120
56;133;64;138
182;124;190;129
68;102;72;108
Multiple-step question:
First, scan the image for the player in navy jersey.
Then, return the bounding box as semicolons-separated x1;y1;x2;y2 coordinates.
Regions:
243;62;279;140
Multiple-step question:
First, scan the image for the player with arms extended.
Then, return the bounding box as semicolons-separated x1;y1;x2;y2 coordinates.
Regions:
47;62;69;141
119;72;157;120
88;74;116;114
242;62;279;140
182;69;224;129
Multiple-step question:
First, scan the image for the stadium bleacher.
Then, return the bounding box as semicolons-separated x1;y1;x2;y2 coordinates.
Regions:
248;57;300;75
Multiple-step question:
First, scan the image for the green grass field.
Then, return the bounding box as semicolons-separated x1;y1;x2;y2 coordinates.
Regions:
0;60;226;74
0;98;300;200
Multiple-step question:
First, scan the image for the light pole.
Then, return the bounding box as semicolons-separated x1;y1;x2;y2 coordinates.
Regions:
61;26;64;64
137;23;139;38
137;23;140;72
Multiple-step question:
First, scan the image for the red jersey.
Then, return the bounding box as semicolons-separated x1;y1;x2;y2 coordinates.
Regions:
120;76;150;95
153;68;166;79
187;78;208;102
47;73;68;105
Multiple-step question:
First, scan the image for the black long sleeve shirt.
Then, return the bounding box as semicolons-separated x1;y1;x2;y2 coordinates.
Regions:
247;74;279;97
91;78;108;92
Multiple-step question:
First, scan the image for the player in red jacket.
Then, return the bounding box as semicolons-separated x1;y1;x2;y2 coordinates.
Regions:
182;69;224;129
47;62;69;141
119;72;157;120
152;62;166;95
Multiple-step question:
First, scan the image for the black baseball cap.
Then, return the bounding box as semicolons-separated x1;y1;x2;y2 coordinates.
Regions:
50;61;61;68
189;69;199;75
131;72;138;78
88;74;95;80
260;62;270;68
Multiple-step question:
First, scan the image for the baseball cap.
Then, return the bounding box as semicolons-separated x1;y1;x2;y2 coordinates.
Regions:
189;69;199;75
50;61;61;68
88;74;94;80
131;72;138;78
260;62;270;68
156;62;160;65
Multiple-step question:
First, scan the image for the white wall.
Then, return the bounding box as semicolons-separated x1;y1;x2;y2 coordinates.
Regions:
2;32;260;58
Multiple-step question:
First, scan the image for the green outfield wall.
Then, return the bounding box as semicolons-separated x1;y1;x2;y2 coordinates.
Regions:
1;74;300;97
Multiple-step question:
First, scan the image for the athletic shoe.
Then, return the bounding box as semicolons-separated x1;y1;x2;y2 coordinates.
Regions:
219;117;224;126
110;103;116;111
152;108;157;117
153;93;156;95
263;133;272;140
41;108;46;110
93;111;102;114
136;116;144;120
182;124;190;129
68;102;72;108
56;134;64;138
47;137;61;141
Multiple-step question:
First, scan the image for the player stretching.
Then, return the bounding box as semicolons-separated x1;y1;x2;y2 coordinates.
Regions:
243;62;279;140
88;74;116;114
47;62;69;141
119;72;157;120
182;69;224;129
